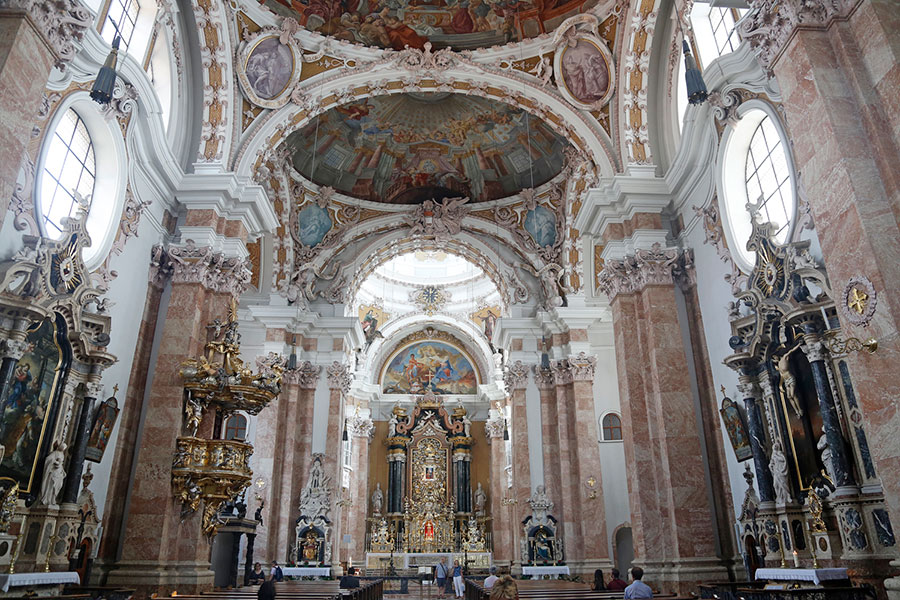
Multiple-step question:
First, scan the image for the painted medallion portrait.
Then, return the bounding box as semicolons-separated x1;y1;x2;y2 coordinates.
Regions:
0;318;65;492
524;205;557;248
382;341;478;395
245;37;295;100
297;204;333;247
555;36;615;109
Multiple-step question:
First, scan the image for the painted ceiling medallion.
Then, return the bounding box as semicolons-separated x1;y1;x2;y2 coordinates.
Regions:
553;32;615;110
412;285;448;315
261;0;603;50
841;276;876;327
285;93;570;204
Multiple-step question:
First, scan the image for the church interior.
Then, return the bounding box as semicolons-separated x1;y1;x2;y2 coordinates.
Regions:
0;0;897;598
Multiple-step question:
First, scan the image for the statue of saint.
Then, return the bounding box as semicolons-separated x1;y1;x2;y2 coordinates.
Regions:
474;482;487;516
40;442;67;507
461;414;472;437
769;441;792;505
776;342;804;417
371;482;384;516
388;413;399;437
817;434;836;484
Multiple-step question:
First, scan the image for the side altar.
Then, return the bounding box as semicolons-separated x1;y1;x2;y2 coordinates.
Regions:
365;391;492;570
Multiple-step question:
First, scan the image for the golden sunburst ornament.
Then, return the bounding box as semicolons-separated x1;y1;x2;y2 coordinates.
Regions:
51;242;83;293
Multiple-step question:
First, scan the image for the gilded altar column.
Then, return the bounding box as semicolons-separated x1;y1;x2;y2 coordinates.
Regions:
107;242;252;596
347;411;374;563
486;411;510;565
598;246;727;591
740;2;900;592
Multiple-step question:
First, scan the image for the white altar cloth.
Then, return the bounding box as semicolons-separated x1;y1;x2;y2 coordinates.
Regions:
282;567;331;577
522;566;570;579
755;568;848;585
0;571;80;592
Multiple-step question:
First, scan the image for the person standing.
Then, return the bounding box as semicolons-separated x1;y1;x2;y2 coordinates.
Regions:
452;559;464;598
435;557;450;597
624;567;653;599
270;561;284;582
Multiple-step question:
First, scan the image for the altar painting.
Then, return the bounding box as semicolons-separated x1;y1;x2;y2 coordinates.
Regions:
0;318;65;493
382;341;478;395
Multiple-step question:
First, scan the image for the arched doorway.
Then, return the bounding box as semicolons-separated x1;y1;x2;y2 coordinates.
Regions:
614;525;634;576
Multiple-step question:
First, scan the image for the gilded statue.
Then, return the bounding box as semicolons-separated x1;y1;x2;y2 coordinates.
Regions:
302;531;318;561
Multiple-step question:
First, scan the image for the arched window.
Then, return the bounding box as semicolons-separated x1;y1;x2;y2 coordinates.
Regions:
224;414;248;440
100;0;157;60
689;4;747;69
38;108;96;238
719;104;797;271
601;413;623;441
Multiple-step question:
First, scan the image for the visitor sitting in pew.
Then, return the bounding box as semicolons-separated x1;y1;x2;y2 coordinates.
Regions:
248;562;265;585
489;575;518;600
592;569;606;591
484;566;499;589
339;567;360;589
624;567;653;599
607;568;628;592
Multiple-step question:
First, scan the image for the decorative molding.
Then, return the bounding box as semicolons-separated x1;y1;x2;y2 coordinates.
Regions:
347;413;374;439
326;361;352;394
0;339;32;361
191;0;231;163
532;365;555;388
566;352;596;381
503;360;530;391
0;0;92;65
840;276;876;328
149;240;252;296
282;360;322;388
484;415;505;440
739;0;859;72
403;197;469;243
597;243;690;300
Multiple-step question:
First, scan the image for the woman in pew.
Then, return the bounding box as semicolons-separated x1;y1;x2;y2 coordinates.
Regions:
489;576;518;600
592;569;606;591
249;562;266;585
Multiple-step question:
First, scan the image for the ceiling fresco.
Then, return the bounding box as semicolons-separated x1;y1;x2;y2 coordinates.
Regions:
262;0;602;50
285;93;571;204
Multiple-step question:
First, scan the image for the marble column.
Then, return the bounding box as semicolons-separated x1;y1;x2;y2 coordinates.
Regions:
243;533;256;586
0;0;89;231
598;246;726;591
737;377;775;504
534;366;562;524
801;334;854;488
107;243;251;596
347;412;373;563
387;452;406;514
741;2;900;592
504;362;531;527
486;414;510;565
325;363;350;563
62;380;101;504
550;361;579;556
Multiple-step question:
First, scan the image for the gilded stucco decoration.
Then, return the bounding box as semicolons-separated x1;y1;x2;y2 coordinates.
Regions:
841;276;876;328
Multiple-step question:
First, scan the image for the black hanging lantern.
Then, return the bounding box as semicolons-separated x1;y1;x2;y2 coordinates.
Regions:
91;35;121;106
287;335;298;370
503;425;509;441
342;425;349;442
682;40;708;105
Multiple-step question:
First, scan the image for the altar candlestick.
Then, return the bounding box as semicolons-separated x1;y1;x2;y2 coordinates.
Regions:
792;550;800;568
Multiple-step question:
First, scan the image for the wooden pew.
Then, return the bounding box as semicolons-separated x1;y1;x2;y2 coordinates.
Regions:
465;578;694;600
173;578;383;600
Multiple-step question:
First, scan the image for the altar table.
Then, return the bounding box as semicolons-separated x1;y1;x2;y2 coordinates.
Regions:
755;568;849;585
0;571;80;592
522;565;570;579
281;567;331;577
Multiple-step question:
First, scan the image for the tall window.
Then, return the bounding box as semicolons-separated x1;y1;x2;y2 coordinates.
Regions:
689;4;747;69
601;414;623;441
102;0;140;50
224;414;248;440
744;116;792;241
38;109;96;238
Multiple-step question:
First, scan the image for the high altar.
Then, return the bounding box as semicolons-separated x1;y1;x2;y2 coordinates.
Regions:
366;391;491;570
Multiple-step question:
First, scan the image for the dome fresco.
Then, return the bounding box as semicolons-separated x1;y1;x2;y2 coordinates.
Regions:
286;93;571;204
262;0;603;50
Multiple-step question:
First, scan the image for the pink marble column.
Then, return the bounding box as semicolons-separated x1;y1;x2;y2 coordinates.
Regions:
325;363;350;563
534;367;562;530
0;2;89;230
107;244;251;596
505;362;531;531
346;411;373;564
550;361;580;558
486;416;510;565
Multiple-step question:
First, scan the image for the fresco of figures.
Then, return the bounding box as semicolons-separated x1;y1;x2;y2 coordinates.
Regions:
286;93;570;204
382;341;478;395
264;0;602;50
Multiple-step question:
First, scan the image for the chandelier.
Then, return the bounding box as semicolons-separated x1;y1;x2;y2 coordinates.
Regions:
172;299;284;536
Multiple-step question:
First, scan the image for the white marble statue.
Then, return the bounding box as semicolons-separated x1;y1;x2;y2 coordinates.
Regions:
817;434;836;483
298;455;332;520
461;414;472;437
388;413;399;437
769;441;792;505
40;442;67;506
371;482;384;516
528;485;554;521
474;482;487;517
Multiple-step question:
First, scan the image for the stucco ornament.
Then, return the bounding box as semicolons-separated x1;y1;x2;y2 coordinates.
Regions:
0;0;92;66
841;275;876;327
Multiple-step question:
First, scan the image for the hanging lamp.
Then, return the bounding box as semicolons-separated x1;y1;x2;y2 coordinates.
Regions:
91;34;121;106
682;40;708;105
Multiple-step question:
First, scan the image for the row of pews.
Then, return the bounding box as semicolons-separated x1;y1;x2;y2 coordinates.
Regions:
174;580;383;600
464;579;695;600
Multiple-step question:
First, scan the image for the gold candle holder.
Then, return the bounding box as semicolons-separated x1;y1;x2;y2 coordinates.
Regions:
9;517;25;575
777;527;787;568
44;534;57;573
805;521;820;570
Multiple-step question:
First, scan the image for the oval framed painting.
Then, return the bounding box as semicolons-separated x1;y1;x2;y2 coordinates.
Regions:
237;33;301;109
296;203;333;247
553;34;615;110
524;204;558;248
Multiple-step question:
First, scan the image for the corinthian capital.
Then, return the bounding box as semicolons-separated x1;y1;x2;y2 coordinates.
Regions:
154;240;252;296
0;0;92;65
327;361;352;394
739;0;857;71
567;352;596;382
1;338;32;360
503;361;529;391
283;361;321;389
347;413;374;439
532;365;554;388
485;415;505;441
598;244;692;300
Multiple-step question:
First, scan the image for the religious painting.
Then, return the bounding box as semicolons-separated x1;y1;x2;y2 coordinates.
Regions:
237;33;301;109
471;306;501;342
297;204;333;247
359;304;389;348
381;341;478;395
720;397;752;462
285;94;571;204
85;395;119;463
263;0;598;51
524;205;558;248
554;35;616;110
0;318;67;494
